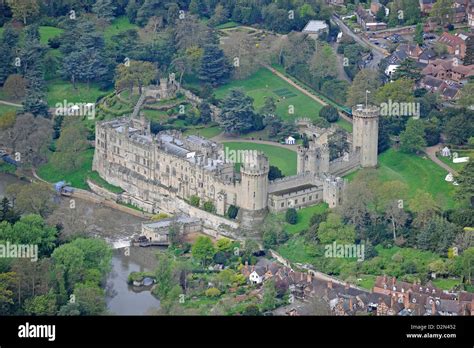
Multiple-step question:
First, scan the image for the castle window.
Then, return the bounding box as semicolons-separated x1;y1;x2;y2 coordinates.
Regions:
295;199;298;204
302;197;305;203
281;202;284;208
156;163;160;170
253;192;255;198
309;195;312;200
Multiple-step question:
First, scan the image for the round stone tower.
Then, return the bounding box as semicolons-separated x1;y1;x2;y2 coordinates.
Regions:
352;105;379;168
239;152;269;212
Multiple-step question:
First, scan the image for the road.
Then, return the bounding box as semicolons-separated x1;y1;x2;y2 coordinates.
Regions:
332;15;388;70
425;144;459;175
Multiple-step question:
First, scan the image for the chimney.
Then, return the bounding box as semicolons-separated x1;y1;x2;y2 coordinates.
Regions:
327;281;333;289
349;297;353;310
390;295;394;308
345;282;350;291
307;273;312;283
392;277;396;287
383;275;387;284
431;299;436;315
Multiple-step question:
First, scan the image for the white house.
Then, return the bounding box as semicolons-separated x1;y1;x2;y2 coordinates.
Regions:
285;136;296;145
249;268;266;285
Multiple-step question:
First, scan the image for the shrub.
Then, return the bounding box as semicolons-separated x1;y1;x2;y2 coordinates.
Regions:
285;208;298;225
203;201;216;213
189;195;200;207
226;205;239;219
319;105;339;123
151;212;169;221
205;287;221;297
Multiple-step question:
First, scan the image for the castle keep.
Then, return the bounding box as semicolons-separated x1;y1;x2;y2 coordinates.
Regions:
93;102;379;230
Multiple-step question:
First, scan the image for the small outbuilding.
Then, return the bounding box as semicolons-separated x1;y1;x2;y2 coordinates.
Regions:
441;146;451;157
285;136;296;145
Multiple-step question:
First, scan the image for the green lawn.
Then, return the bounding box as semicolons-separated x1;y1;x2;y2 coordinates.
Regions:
215;21;240;29
39;26;64;45
432;277;462;291
348;149;456;209
37;149;94;190
103;16;139;42
215;68;324;123
46;80;111;107
436;149;472;172
223;142;297;176
184;125;222;139
0;104;18;116
277;203;328;235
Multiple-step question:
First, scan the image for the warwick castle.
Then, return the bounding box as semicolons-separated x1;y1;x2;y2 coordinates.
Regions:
92;80;380;231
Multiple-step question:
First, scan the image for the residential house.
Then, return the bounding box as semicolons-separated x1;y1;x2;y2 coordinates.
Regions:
398;44;423;60
356;5;387;31
422;59;474;83
326;0;345;6
469;6;474;28
249;267;266;284
419;0;436;14
438;32;467;59
141;215;201;245
418;48;437;64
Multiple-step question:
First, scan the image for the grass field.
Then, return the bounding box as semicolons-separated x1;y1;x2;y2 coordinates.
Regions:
37;149;94;190
347;149;456;209
215;21;240;29
223;142;297;176
215;68;324;123
38;26;64;45
103;16;139;42
46;80;111;107
432;277;462;291
436;149;472;172
184;125;222;139
0;104;18;116
277;203;328;235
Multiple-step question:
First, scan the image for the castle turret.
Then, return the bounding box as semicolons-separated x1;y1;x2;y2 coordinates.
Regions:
323;176;346;208
239;152;269;211
297;141;329;176
352;105;379;167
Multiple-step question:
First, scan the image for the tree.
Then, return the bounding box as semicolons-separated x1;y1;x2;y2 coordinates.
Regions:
73;283;106;315
399;118;426;154
457;247;474;284
219;89;258;134
92;0;116;22
191;236;216;267
268;166;284;180
319;105;339;123
216;237;233;253
6;182;56;218
457;82;474;109
261;279;277;311
115;60;157;94
198;39;230;86
3;74;27;100
328;128;350;160
285;208;297;225
430;0;454;25
209;4;229;26
444;110;474;145
0;197;20;224
153;253;174;298
51;119;90;173
198;102;212;124
6;0;39;25
392;59;422;81
317;213;356;245
347;69;382;107
409;191;440;228
414;23;424;46
0;272;17;314
456;161;474;206
0;113;52;166
310;42;338;83
24;293;57;315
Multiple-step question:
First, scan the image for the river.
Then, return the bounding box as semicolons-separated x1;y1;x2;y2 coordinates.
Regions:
0;173;160;315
